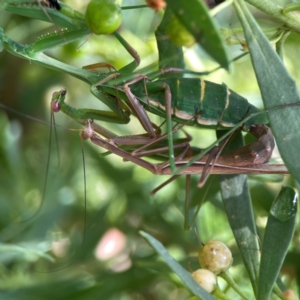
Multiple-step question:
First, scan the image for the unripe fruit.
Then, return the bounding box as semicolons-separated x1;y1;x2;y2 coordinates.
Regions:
166;17;195;47
85;0;122;35
198;240;232;274
192;269;217;293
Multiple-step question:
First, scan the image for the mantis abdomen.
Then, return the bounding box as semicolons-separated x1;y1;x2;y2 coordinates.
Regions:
130;77;268;129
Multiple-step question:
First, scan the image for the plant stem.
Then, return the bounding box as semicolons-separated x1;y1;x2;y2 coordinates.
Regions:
245;0;300;34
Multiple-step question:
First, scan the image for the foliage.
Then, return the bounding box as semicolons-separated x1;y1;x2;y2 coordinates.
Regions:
0;0;300;299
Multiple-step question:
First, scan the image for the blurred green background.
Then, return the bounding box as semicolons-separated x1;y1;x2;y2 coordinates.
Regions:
0;0;299;299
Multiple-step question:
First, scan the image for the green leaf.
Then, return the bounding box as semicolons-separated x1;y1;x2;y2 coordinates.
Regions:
165;0;229;69
282;3;300;15
234;0;300;184
218;131;259;297
257;187;297;300
139;231;216;300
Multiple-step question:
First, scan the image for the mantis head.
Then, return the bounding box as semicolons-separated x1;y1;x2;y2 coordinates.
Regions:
51;89;66;113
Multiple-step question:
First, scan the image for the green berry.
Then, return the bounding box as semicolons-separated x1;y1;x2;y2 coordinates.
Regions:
85;0;122;35
166;17;195;47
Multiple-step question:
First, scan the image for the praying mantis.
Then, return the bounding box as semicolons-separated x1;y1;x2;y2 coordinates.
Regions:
0;0;288;182
51;85;288;178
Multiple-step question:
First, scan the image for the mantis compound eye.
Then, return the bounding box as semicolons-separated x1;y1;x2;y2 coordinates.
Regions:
52;91;58;97
61;89;67;96
51;100;60;113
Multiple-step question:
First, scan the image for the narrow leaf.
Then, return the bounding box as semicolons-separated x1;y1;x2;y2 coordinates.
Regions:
218;131;259;296
282;3;300;15
257;187;297;300
165;0;229;69
140;231;216;300
0;243;54;262
234;0;300;183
